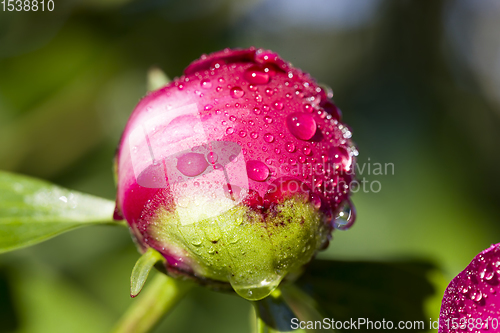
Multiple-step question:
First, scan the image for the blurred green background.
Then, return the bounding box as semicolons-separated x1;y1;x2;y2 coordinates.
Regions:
1;0;500;332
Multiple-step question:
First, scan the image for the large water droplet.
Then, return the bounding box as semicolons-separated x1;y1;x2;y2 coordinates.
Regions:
333;200;356;230
230;87;245;98
228;275;283;301
286;113;317;141
246;160;269;181
176;153;209;177
244;65;270;85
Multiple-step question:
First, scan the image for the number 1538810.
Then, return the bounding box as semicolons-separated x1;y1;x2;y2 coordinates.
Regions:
1;0;54;11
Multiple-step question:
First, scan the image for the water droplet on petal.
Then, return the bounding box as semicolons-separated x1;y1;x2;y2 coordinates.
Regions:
239;131;247;138
333;200;356;230
230;86;245;98
286;113;317;141
329;147;352;172
273;101;283;110
244;65;270;85
226;127;234;135
303;103;313;113
200;79;212;89
310;193;322;209
177;153;209;177
264;133;275;143
246;160;269;181
264;116;273;124
207;152;218;164
285;142;296;153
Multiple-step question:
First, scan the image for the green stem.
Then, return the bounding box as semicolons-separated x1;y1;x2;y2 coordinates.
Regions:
255;314;267;333
112;274;194;333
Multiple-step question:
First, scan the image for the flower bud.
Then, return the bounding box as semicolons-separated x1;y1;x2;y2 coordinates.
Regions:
114;48;357;300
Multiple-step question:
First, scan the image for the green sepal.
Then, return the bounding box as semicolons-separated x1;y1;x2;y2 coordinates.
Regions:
130;247;165;297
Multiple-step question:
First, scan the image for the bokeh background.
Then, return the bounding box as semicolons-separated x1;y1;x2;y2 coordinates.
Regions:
1;0;500;332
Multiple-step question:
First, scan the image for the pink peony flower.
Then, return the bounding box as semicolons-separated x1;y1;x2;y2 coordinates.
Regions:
114;47;357;300
439;243;500;332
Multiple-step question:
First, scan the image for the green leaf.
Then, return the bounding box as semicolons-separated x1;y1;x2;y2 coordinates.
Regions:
294;259;436;333
130;248;165;297
0;170;120;253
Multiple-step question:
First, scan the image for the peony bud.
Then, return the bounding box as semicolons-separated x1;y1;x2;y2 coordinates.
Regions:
114;48;357;300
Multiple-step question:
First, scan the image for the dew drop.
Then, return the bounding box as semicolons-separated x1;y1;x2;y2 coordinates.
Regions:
286;113;317;141
264;133;275;143
226;127;235;135
239;131;247;138
285;142;296;153
471;290;483;302
176;153;209;177
200;79;212;89
310;193;322;209
333;200;356;230
228;275;283;301
303;145;312;156
264;116;273;124
273;101;284;110
191;238;202;246
207;151;218;164
230;87;245;98
246;160;269;181
329;147;352;172
303;103;313;113
250;132;259;139
253;107;261;115
244;65;270;85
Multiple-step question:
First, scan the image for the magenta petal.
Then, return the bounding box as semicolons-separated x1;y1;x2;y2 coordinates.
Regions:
439;243;500;332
